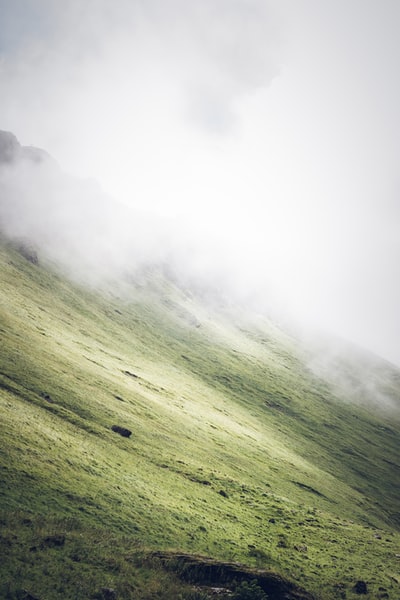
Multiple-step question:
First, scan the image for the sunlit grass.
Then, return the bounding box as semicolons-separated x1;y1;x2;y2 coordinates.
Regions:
0;239;399;599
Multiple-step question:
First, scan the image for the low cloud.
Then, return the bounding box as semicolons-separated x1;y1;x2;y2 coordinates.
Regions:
0;0;280;143
0;131;166;282
1;130;400;418
0;130;253;293
0;1;400;369
306;334;400;414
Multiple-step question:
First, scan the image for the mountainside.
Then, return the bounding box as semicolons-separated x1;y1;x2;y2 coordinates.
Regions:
0;133;400;599
1;238;400;599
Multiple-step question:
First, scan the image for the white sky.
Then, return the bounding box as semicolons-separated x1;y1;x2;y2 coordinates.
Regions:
0;0;400;365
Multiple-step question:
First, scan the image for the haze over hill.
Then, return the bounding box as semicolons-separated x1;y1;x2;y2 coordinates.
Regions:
0;131;400;598
1;4;400;598
1;1;400;365
0;182;399;598
1;128;400;421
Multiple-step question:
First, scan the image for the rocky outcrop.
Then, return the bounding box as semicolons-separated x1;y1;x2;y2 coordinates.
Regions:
0;130;52;165
149;551;317;600
0;131;20;163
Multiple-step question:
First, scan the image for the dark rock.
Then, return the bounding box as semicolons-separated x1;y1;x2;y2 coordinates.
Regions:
111;425;132;438
40;392;53;403
353;580;368;594
219;490;228;498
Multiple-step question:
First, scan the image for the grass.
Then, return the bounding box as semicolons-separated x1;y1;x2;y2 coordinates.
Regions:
0;238;399;599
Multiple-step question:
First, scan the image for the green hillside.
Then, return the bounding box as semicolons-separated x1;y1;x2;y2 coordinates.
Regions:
0;238;399;599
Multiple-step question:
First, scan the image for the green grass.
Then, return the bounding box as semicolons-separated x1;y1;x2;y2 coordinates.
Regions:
0;239;400;599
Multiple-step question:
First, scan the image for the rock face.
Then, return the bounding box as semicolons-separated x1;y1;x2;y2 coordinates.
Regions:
0;131;20;163
0;130;52;165
150;551;317;600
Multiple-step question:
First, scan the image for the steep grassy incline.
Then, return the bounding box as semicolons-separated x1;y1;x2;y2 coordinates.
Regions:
0;239;399;599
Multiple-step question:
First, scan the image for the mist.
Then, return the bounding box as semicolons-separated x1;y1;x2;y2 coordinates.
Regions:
1;0;400;367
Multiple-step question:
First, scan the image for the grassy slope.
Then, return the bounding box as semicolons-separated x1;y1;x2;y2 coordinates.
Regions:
0;239;399;599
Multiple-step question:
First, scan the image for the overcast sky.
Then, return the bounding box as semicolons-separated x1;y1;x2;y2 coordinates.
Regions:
0;0;400;365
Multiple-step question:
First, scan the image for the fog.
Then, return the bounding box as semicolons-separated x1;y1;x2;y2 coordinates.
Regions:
1;0;400;366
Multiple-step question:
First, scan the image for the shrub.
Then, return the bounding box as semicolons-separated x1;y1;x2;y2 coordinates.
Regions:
232;580;269;600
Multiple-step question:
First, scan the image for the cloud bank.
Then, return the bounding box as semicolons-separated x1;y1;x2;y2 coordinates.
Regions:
0;0;400;366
